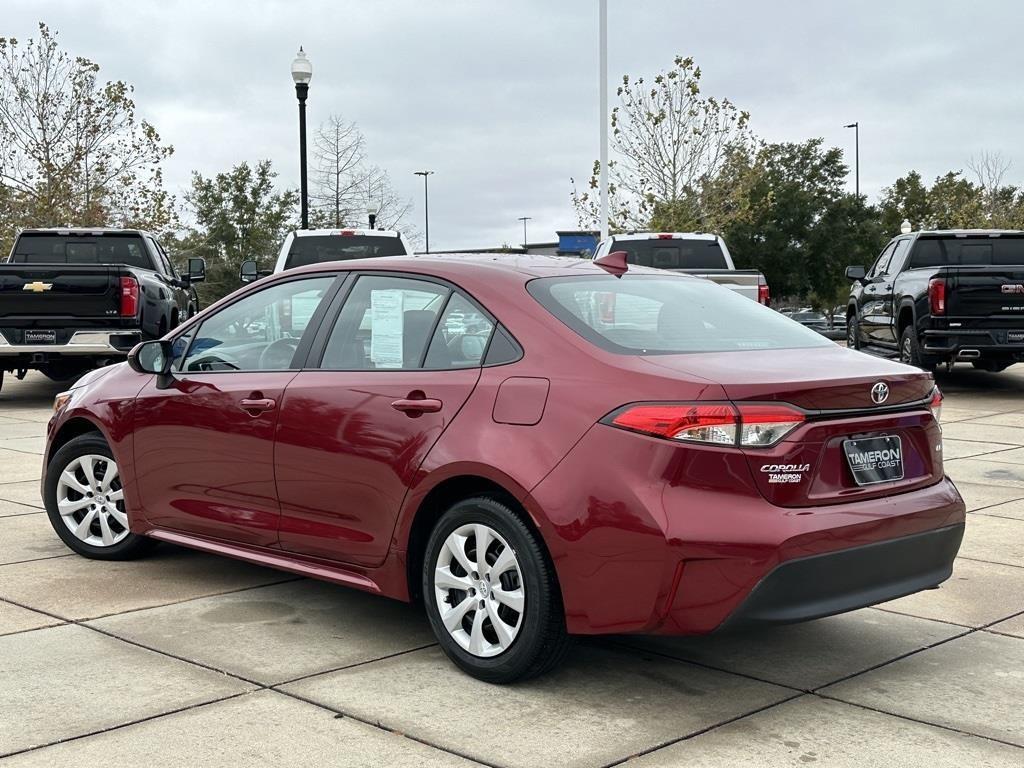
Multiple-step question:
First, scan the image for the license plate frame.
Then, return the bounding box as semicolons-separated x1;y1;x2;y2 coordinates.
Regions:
23;330;57;344
843;435;904;486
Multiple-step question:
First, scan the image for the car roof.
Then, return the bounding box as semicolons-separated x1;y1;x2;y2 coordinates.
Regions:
283;252;682;283
912;229;1024;236
610;232;720;241
19;227;153;236
289;228;401;238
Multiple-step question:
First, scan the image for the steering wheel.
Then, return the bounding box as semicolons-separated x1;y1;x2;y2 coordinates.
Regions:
258;337;300;370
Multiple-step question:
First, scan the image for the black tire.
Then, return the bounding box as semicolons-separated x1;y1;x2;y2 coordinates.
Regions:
899;325;937;371
846;313;860;349
44;433;155;561
422;497;571;683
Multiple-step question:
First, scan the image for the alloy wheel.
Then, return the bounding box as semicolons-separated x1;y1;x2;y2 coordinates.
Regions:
55;454;129;547
433;523;525;657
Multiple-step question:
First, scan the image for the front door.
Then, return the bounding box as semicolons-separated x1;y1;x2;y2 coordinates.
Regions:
275;275;494;566
859;242;895;345
133;275;337;546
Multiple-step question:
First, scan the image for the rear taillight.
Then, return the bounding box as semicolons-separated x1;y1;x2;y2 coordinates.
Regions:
736;404;805;446
929;278;946;315
656;234;675;240
929;386;943;423
119;277;139;317
606;402;804;447
757;279;770;306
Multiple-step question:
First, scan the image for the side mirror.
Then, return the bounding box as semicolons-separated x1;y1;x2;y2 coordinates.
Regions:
187;257;206;283
128;339;174;388
240;260;259;284
845;265;866;282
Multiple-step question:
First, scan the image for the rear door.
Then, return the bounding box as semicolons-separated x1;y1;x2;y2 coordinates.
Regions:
274;273;490;566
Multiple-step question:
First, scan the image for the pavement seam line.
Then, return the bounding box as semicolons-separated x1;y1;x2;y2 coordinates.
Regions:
0;692;251;761
269;687;499;768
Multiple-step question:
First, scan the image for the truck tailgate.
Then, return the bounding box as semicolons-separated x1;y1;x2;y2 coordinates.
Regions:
945;266;1024;320
0;265;121;323
667;268;762;301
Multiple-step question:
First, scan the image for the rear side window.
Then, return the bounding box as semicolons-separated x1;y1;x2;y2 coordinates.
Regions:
910;236;1024;267
613;239;729;270
284;235;407;270
424;292;496;369
10;234;152;269
528;275;831;355
321;275;449;369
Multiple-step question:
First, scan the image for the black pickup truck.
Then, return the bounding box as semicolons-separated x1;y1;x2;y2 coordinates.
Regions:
846;229;1024;372
0;228;205;388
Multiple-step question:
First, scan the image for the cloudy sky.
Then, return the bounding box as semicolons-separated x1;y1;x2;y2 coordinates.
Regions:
6;0;1021;249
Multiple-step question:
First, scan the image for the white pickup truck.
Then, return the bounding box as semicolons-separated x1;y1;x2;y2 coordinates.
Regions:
240;228;413;283
592;232;770;305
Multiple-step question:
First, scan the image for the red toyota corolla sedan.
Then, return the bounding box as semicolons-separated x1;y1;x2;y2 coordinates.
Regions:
42;254;965;682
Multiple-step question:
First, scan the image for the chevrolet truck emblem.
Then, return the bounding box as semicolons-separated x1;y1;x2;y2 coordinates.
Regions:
23;281;53;293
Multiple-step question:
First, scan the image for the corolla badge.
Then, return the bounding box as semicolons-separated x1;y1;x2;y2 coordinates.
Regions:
871;382;889;404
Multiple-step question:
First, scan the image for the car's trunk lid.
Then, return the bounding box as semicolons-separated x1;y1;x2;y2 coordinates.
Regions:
641;346;942;507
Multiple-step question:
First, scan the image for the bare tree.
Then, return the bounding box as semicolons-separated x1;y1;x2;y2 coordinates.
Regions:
0;23;174;250
573;56;754;231
309;113;413;234
968;151;1013;226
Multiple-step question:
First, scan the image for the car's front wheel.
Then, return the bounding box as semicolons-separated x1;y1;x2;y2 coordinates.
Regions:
44;434;155;560
423;497;570;683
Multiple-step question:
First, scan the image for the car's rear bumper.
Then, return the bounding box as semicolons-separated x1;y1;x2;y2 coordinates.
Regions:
0;330;140;359
717;523;963;631
922;327;1024;358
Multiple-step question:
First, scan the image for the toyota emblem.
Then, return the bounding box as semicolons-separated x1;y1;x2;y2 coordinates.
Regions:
870;382;889;404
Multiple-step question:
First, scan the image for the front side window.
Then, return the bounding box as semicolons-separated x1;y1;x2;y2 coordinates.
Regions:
182;276;334;372
321;275;449;370
868;242;896;278
528;275;831;355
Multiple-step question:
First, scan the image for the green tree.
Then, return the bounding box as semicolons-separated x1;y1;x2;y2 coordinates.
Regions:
878;171;930;235
179;160;296;304
0;23;175;254
720;139;884;304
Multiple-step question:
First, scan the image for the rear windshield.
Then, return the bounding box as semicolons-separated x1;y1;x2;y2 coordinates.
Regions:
612;238;729;270
9;233;152;269
284;235;407;270
528;275;831;354
910;235;1024;268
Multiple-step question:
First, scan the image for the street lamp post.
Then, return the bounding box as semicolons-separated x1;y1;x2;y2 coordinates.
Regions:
844;121;859;198
367;206;377;230
518;216;531;248
414;170;434;253
291;47;313;229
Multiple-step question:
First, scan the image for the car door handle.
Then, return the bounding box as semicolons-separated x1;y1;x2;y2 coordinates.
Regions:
239;397;276;415
391;397;443;414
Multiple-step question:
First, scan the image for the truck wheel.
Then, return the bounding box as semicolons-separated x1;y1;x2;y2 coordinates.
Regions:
899;326;937;371
846;314;861;349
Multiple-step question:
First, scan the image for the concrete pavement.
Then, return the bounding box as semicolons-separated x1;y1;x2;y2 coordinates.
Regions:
1;367;1023;766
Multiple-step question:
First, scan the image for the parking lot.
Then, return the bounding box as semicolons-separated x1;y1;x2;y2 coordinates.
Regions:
0;367;1022;767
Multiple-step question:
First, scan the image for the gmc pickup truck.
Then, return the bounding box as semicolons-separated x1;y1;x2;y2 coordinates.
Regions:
846;229;1024;372
591;232;770;304
0;228;205;388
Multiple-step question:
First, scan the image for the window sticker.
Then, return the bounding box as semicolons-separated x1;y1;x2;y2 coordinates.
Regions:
370;289;404;368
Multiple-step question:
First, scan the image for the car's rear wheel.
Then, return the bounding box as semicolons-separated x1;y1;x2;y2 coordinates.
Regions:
44;434;155;560
423;497;570;683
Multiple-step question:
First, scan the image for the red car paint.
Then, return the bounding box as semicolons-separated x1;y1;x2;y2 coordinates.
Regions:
45;255;965;636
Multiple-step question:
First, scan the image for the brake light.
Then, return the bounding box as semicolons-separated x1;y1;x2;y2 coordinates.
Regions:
656;234;675;240
929;278;946;315
757;280;770;306
119;277;139;317
339;230;357;236
606;402;805;447
929;387;943;423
